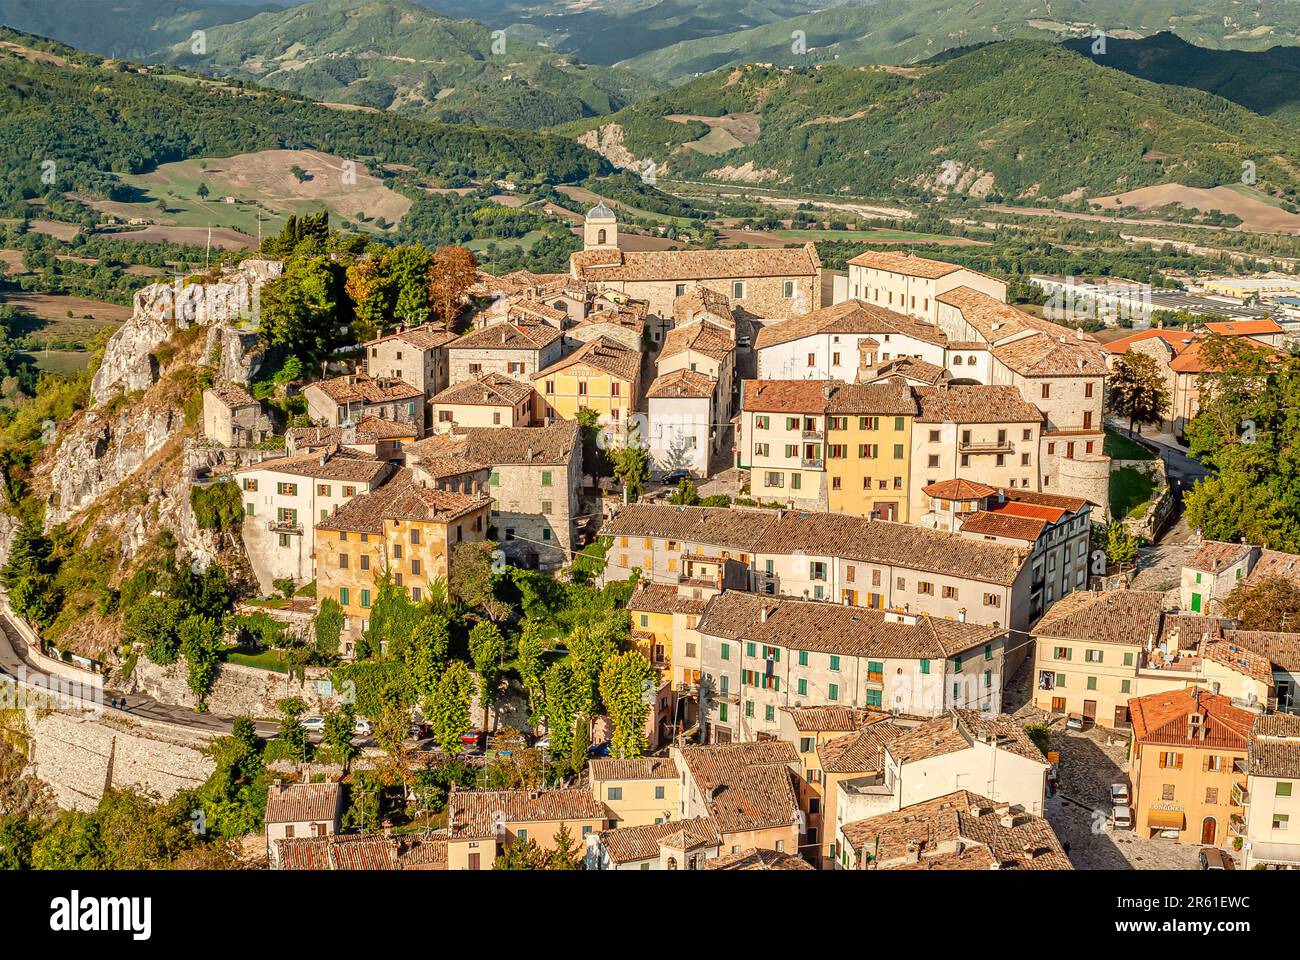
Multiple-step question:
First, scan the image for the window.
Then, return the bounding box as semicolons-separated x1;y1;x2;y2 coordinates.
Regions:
1086;676;1097;690
920;659;930;675
1159;752;1183;770
1055;646;1072;661
1085;649;1103;663
983;593;1001;608
797;678;807;696
276;482;298;496
1122;652;1134;667
918;581;934;595
541;471;553;487
410;528;420;545
360;589;371;609
1278;782;1294;798
783;280;795;298
1162;784;1175;801
545;380;554;394
829;654;842;672
731;281;746;299
868;661;883;682
655;786;665;800
941;585;958;600
338;553;349;569
720;643;730;661
827;683;839;702
984;644;993;661
339;587;350;606
608;787;623;801
1275;814;1290;831
360;556;370;571
1041;383;1050;399
866;689;882;708
1120;680;1130;694
765;705;775;722
317;483;332;496
719;704;728;722
242;478;257;492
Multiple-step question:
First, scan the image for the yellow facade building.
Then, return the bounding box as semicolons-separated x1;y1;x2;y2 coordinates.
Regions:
824;382;917;521
533;335;641;435
588;757;681;828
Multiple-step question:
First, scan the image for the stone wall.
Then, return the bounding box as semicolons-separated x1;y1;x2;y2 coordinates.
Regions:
129;657;340;718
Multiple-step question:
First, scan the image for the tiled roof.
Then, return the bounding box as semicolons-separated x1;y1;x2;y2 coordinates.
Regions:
915;384;1044;424
1102;328;1197;355
673;287;732;326
628;582;709;616
207;382;257;408
308;373;422;404
431;372;533;407
887;711;1046;765
1129;687;1254;749
275;835;404;871
937;286;1095;346
755;299;948;350
447;788;611;840
534;336;640;383
818;718;908;774
847;250;973;279
450;321;560;352
602;503;779;552
780;705;874;732
647;368;716;400
1202;319;1283;336
316;470;489;533
597;817;719;864
266;781;341;824
695;592;1001;660
1032;589;1167;646
660;320;734;362
958;511;1048;542
922;478;999;500
741;379;830;414
825;380;919;416
470;269;570;299
588;757;679;781
1223;630;1300;672
507;299;567;325
678;741;800;835
863;356;949;386
1001;488;1091;513
1202;638;1274;686
993;333;1110;378
571;243;819;282
236;448;392;484
1247;548;1300;586
406;419;580;468
366;322;458;351
1249;713;1300;780
703;848;814;870
841;790;1071;870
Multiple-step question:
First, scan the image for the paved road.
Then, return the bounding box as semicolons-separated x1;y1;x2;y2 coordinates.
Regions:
0;610;279;738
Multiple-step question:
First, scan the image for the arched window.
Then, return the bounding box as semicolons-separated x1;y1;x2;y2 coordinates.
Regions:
667;856;678;870
597;228;607;245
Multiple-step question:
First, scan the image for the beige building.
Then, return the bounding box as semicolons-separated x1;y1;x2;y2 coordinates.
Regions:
446;321;564;386
588;757;680;828
446;787;612;869
429;372;534;431
304;373;424;431
1031;592;1273;728
201;383;276;448
1241;713;1300;869
842;250;1008;325
1180;540;1300;616
587;817;721;870
265;781;343;863
363;323;458;427
235;449;393;593
286;417;416;461
1129;688;1253;845
405;420;583;569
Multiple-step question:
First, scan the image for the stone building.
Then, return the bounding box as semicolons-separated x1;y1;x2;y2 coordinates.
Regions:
446;321;564;386
363;323;459;428
304;373;423;431
201;382;276;448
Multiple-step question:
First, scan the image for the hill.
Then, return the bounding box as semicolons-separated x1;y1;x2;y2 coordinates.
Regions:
619;0;1300;83
160;0;665;129
557;40;1300;203
1062;32;1300;126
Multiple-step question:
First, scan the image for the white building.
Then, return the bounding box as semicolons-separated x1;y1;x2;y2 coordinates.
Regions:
646;368;717;477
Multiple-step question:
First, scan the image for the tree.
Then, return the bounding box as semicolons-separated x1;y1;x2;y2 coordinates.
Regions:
1223;576;1300;632
1106;352;1169;435
429;661;475;754
364;574;424;660
344;256;393;342
1103;521;1138;570
196;182;209;200
403;613;451;701
322;704;359;770
516;623;548;722
549;822;584;869
126;595;183;665
540;660;588;774
494;836;549;870
427;245;479;329
0;815;40;869
259;255;350;360
668;478;700;505
178;615;221;708
598;651;655;759
0;519;59;626
276;697;308;763
469;621;506;729
384;245;434;326
610;428;650;503
449;541;500;614
314;598;344;658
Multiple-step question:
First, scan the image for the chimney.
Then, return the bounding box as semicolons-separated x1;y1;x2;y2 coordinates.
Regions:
999;813;1015;829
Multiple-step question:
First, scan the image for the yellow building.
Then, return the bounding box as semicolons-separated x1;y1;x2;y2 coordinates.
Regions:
446;788;612;869
588;757;681;828
824;381;917;521
316;474;491;657
429;372;534;431
533;335;641;435
1129;688;1252;846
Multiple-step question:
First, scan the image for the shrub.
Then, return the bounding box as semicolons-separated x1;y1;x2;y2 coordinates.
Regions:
190;481;244;532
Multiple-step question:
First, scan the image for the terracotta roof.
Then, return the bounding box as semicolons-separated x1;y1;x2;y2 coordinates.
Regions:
840;790;1071;870
588;757;679;782
1202;319;1282;337
780;705;876;732
1001;488;1091;513
366;322;458;351
450;321;560;352
993;333;1109;378
703;847;814;870
275;835;405;871
628;582;709;616
1249;713;1300;780
887;711;1046;765
597;817;719;864
958;511;1048;542
431;372;533;408
695;592;1002;660
847;250;974;279
741;379;830;414
447;788;611;840
1202;638;1274;686
1186;540;1254;573
572;309;646;335
571;243;819;282
938;286;1094;345
1168;336;1283;374
677;741;800;835
818;718;908;773
286;419;416;452
863;356;949;386
235;448;392;484
922;478;999;500
1223;630;1300;672
755;299;948;350
308;373;422;405
673;287;732;326
316;470;489;533
825;380;919;416
660;320;734;362
206;383;257;408
602;503;779;552
266;781;341;824
470;269;570;298
534;336;640;383
1129;688;1254;750
915;384;1044;424
647;368;716;400
406;420;580;468
1033;589;1166;646
507;299;567;325
1246;548;1300;586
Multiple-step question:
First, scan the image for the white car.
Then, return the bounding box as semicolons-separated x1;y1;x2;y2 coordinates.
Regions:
301;716;326;733
1112;805;1133;829
353;718;373;737
1109;783;1130;805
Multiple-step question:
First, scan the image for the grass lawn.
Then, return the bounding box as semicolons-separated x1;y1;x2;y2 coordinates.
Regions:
223;648;289;673
1109;466;1158;521
1104;427;1156;461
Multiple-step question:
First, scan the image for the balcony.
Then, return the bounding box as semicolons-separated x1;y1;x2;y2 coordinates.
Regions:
267;519;303;534
801;428;824;441
1232;782;1249;807
958;439;1014;454
1229;814;1247;837
801;457;824;469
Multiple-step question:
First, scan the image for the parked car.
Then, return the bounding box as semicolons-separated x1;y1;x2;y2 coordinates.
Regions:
1111;805;1133;830
461;731;485;746
407;722;432;740
1109;783;1130;805
301;716;326;733
588;742;611;758
661;468;691;484
353;718;373;737
1199;847;1235;870
1065;713;1086;732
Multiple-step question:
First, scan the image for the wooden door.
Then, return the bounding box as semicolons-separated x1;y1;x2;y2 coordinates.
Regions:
1201;818;1217;845
1083;699;1097;722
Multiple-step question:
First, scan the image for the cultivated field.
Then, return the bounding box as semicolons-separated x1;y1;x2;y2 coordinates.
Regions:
1092;183;1300;234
